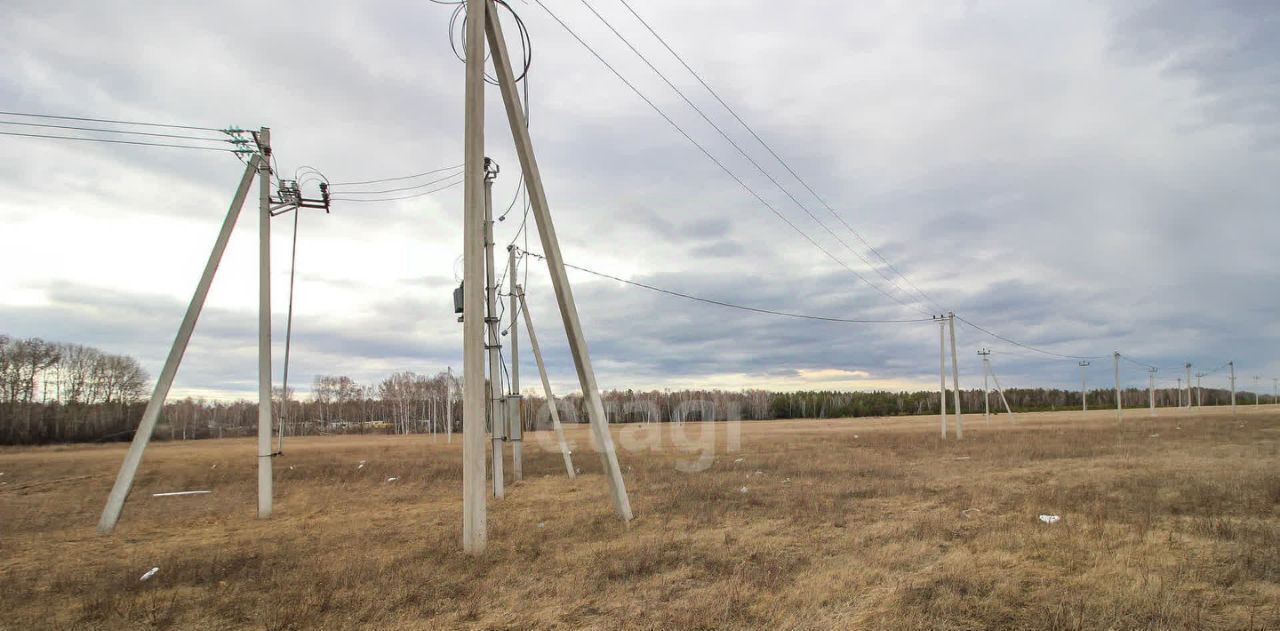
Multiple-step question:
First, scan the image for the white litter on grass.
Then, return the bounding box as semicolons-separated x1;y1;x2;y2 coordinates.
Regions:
962;508;982;518
386;477;399;483
739;486;749;494
1038;514;1061;524
853;434;860;439
210;464;217;469
733;458;744;463
152;490;212;497
1149;434;1160;438
357;460;367;470
537;522;546;529
954;456;972;461
139;567;159;582
783;478;791;484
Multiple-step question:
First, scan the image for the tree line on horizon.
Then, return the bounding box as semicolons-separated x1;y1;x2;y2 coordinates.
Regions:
1;333;1270;445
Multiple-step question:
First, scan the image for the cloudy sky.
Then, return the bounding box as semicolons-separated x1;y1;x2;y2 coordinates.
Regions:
1;0;1276;401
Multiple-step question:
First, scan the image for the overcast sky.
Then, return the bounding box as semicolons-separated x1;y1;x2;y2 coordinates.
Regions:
1;0;1276;401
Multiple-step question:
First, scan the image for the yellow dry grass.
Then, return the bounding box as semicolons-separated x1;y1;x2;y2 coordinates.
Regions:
1;406;1278;630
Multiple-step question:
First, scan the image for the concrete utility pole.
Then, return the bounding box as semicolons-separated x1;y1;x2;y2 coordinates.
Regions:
485;0;632;521
1148;367;1157;417
978;349;991;422
1079;361;1090;412
483;162;506;499
1229;361;1237;416
1113;352;1122;421
1273;378;1278;407
938;317;947;439
97;154;262;533
460;0;488;555
948;313;962;439
518;287;575;479
446;366;454;443
988;360;1015;420
1185;363;1192;408
1176;378;1182;406
256;128;274;520
507;247;522;481
1254;376;1261;406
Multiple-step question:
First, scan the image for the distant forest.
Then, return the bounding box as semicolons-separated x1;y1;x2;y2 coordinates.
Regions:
1;333;1271;445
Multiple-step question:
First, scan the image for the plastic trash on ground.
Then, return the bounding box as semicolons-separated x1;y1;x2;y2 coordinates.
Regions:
1038;514;1061;524
140;567;159;581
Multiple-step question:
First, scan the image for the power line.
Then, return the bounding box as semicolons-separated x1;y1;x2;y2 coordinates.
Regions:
0;130;247;153
0;120;240;144
953;314;1107;361
517;248;933;324
328;171;462;195
613;0;942;313
329;176;463;202
533;0;930;317
0;110;237;134
577;0;928;312
329;164;463;187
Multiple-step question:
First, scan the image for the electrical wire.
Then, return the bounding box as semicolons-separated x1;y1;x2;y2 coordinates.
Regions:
447;0;532;85
0;130;246;153
613;0;942;313
579;0;928;312
533;0;931;318
0;120;240;144
329;171;461;195
329;163;463;187
953;314;1107;361
517;248;934;324
0;110;236;133
329;176;464;202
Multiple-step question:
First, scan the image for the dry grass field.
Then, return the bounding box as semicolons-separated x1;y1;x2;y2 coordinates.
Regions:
1;406;1278;630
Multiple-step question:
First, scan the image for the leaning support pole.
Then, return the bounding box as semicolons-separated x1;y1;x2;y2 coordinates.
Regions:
519;288;576;479
989;365;1015;420
486;0;632;520
461;0;488;555
938;317;947;439
483;167;506;499
948;313;962;439
257;128;274;520
98;155;262;533
508;247;523;482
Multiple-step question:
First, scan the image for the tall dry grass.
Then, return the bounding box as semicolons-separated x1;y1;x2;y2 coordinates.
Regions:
0;406;1276;629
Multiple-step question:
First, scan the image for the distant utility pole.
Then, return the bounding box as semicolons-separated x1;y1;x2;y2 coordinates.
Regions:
1177;378;1182;407
1195;372;1204;408
1079;361;1090;412
978;349;991;423
507;246;523;481
1274;378;1278;406
483;159;506;499
1229;361;1237;417
1148;367;1157;417
937;316;947;439
1254;376;1261;406
948;313;962;439
1113;352;1122;421
1185;363;1192;409
989;358;1015;421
